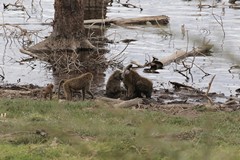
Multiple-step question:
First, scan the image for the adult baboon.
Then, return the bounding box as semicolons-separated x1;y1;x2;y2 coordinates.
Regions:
58;72;94;101
106;70;123;98
122;64;153;99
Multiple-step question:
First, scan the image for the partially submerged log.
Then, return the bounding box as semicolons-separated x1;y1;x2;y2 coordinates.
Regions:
169;81;203;93
161;44;213;66
129;44;213;71
84;15;169;26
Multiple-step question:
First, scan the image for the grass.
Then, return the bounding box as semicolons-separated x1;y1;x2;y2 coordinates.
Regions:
0;98;240;160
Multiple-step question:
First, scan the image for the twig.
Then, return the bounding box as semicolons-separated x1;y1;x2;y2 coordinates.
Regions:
206;75;216;96
204;75;216;105
212;13;225;38
19;48;39;59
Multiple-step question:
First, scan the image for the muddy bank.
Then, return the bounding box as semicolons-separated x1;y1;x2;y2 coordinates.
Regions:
1;83;239;115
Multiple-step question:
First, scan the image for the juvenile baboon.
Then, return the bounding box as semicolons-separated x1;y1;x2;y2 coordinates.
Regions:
106;70;123;98
58;72;94;101
41;83;54;100
122;64;153;99
31;84;54;100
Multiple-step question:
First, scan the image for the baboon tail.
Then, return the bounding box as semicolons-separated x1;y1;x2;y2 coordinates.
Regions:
57;79;65;99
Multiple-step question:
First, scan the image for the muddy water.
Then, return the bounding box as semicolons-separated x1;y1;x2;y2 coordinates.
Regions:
0;0;240;97
106;0;240;97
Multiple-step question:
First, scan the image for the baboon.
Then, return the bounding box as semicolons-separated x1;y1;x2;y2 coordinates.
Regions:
106;70;123;98
122;64;153;99
41;83;54;100
31;84;54;100
58;72;94;101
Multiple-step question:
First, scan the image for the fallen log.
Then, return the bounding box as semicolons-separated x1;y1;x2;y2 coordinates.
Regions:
98;97;143;108
161;44;213;66
84;15;169;26
113;98;143;108
128;44;213;71
169;81;203;93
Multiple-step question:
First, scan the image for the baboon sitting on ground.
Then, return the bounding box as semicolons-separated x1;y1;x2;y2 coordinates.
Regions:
106;70;123;98
122;64;153;99
58;72;94;101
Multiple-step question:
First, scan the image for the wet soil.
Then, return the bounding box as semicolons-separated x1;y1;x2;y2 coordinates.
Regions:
1;83;239;117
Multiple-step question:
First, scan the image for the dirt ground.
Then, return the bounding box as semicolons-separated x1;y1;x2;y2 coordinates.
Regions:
0;83;239;117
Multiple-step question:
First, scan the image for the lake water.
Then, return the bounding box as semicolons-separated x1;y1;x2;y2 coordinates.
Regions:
0;0;240;97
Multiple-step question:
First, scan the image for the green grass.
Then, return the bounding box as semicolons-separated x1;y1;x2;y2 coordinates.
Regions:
0;98;240;160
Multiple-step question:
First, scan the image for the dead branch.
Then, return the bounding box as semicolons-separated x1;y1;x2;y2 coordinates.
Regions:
203;75;216;105
19;48;39;59
198;4;217;8
212;13;225;38
169;81;203;93
117;1;143;11
3;1;31;18
206;75;216;96
0;22;52;26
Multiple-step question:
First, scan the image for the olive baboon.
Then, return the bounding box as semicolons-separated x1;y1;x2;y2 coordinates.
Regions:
58;72;94;101
122;64;153;99
41;83;54;100
106;70;123;98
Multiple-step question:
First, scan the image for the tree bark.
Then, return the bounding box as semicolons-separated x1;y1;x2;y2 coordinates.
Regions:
51;0;85;38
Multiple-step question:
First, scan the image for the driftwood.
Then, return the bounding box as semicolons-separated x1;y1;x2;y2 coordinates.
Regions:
169;81;203;93
128;44;213;71
161;44;213;66
84;15;169;26
0;15;168;27
98;97;143;108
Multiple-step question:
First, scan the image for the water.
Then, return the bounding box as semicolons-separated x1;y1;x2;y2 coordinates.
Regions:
0;0;240;97
106;0;240;96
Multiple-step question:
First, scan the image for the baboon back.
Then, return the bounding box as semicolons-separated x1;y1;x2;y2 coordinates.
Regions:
106;70;122;98
123;68;153;99
68;73;93;90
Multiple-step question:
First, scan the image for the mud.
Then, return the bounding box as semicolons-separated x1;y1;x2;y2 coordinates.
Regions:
1;83;239;116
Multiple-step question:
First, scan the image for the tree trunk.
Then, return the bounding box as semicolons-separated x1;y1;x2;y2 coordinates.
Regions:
51;0;85;38
84;0;109;19
27;0;95;54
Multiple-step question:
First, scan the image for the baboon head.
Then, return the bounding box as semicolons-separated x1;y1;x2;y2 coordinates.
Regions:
112;70;123;80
